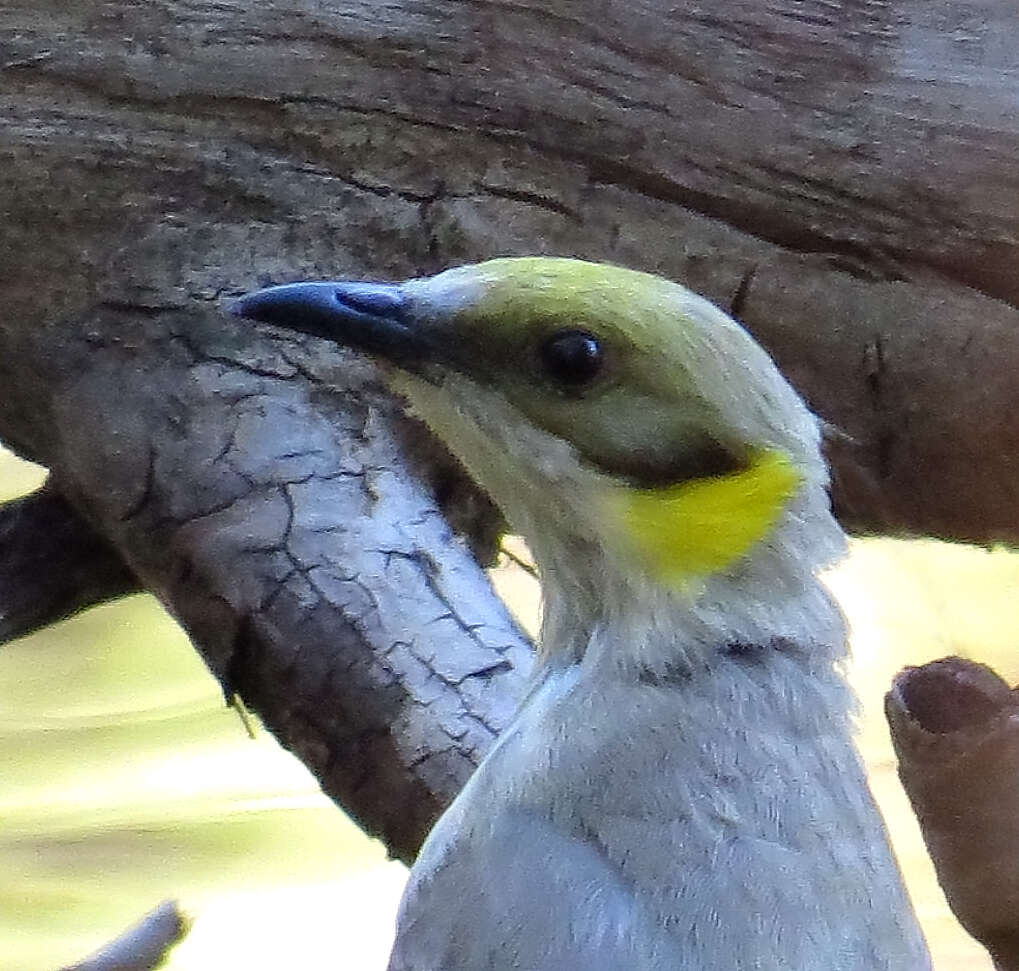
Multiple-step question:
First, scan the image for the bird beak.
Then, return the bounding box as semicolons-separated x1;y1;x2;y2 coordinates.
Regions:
230;280;435;367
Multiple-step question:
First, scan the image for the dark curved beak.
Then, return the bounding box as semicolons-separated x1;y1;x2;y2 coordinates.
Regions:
230;280;432;365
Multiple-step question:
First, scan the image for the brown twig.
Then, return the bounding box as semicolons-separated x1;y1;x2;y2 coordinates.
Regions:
886;657;1019;971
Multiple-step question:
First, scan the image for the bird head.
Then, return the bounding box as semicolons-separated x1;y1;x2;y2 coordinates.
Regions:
233;258;845;660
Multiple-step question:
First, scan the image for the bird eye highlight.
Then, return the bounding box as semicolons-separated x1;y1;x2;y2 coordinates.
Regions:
539;330;603;387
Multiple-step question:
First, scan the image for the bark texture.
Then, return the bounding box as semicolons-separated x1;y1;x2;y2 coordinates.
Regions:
1;0;1017;863
888;659;1019;971
0;486;140;643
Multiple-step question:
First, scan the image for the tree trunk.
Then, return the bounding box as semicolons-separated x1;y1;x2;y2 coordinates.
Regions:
1;0;1016;867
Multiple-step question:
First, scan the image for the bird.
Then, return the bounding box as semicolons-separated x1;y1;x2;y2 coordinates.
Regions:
232;258;932;970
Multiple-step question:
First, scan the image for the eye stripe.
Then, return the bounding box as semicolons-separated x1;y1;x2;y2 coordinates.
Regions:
575;436;746;489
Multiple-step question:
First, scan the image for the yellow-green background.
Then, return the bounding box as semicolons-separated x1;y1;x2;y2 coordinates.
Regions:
1;447;1016;969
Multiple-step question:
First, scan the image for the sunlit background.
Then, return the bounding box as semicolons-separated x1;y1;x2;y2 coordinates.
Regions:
1;445;1016;970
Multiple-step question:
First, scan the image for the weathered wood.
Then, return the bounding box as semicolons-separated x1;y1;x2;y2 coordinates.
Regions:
0;485;139;643
2;0;1016;541
0;300;531;863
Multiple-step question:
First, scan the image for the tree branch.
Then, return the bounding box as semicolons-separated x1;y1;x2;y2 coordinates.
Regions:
0;485;139;644
59;900;189;971
6;302;533;861
887;658;1019;971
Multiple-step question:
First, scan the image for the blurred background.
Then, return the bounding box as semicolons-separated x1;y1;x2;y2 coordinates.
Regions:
1;445;1016;970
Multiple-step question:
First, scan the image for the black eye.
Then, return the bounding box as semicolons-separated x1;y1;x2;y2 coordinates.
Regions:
539;330;604;387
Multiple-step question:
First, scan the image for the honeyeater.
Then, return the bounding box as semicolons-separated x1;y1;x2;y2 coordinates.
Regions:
233;258;931;970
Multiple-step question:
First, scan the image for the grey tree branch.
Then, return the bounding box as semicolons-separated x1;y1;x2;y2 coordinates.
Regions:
59;900;190;971
22;301;533;862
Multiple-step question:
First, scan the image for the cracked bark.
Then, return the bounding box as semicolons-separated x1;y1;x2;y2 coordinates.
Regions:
0;0;1017;876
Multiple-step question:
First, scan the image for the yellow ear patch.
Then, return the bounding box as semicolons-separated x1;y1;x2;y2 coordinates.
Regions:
608;449;802;584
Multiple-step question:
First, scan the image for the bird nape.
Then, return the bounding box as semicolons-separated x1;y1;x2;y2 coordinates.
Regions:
233;258;932;970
